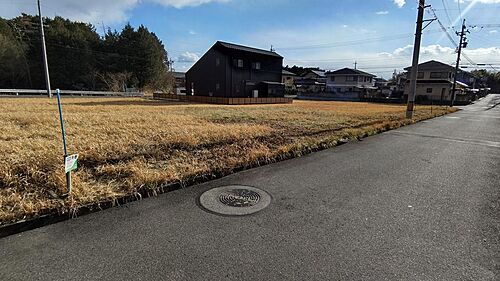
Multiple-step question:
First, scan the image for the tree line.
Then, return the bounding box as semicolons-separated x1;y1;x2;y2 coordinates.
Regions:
0;14;173;92
471;69;500;93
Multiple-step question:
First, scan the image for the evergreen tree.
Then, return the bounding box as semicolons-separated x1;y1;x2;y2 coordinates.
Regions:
0;15;173;91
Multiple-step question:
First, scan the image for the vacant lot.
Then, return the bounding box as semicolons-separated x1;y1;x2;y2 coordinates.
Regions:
0;98;457;224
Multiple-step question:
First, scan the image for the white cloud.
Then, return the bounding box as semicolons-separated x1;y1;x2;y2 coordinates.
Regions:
384;44;500;66
393;0;406;8
0;0;229;24
489;30;498;34
464;0;500;3
177;51;200;62
152;0;230;8
376;11;389;15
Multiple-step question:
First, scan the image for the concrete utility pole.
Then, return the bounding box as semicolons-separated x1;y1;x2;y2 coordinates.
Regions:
406;0;426;119
38;0;52;98
450;19;468;107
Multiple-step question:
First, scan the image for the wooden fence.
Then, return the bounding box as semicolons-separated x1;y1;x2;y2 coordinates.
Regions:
153;93;293;105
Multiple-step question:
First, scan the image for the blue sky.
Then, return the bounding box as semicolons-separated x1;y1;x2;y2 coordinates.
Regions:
4;0;500;78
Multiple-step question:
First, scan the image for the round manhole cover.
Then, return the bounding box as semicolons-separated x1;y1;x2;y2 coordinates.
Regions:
199;185;271;216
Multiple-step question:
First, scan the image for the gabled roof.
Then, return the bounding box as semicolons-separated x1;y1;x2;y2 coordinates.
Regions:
172;72;185;79
404;60;455;71
282;69;298;76
374;78;388;82
326;68;376;77
215;41;283;58
302;69;326;77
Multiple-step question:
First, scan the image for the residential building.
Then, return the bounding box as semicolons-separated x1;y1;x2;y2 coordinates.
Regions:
374;78;391;98
301;69;327;82
295;69;326;94
374;77;389;88
325;68;377;99
185;41;284;98
282;69;298;89
403;60;471;103
172;71;186;95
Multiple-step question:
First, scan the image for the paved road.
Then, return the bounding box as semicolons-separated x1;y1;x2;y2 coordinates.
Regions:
1;95;499;281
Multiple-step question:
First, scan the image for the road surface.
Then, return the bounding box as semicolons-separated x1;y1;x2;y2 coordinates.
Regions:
1;95;499;280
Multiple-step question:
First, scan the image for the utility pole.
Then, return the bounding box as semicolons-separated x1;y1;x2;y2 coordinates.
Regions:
450;19;468;107
38;0;52;98
406;0;426;119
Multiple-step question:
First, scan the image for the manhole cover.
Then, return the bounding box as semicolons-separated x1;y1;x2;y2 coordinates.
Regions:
199;185;271;216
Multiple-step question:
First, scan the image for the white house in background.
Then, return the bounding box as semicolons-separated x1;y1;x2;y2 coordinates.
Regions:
325;68;377;98
282;69;298;90
403;60;470;103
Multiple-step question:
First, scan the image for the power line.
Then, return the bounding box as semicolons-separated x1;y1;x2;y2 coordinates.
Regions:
428;7;477;66
457;0;463;23
275;30;441;51
428;7;457;45
441;0;454;27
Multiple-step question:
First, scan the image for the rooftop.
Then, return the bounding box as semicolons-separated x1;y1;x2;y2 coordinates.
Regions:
215;41;283;58
282;69;298;76
172;72;185;79
326;68;376;77
404;60;455;71
303;69;326;77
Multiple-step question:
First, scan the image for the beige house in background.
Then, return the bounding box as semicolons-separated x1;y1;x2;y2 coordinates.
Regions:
324;68;377;99
403;60;469;102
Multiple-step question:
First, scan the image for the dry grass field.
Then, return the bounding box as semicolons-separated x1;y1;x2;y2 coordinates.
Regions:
0;97;457;224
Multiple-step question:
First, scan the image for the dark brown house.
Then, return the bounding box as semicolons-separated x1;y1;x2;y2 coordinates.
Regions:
185;41;285;98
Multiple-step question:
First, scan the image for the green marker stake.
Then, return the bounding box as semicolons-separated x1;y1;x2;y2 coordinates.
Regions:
56;89;75;194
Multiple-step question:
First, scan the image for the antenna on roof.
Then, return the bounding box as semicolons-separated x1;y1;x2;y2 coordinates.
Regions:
270;45;275;52
354;61;358;69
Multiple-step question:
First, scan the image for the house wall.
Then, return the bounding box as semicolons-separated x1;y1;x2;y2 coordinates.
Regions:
326;75;373;85
187;44;284;98
186;48;227;97
406;68;454;81
404;83;453;102
222;49;283;98
282;75;295;88
325;75;374;92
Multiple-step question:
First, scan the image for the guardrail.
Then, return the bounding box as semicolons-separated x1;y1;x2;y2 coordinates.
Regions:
0;89;144;97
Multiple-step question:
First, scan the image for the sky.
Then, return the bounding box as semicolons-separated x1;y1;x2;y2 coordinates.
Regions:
3;0;500;78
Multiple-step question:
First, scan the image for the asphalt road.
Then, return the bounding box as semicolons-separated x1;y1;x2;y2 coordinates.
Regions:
1;95;499;281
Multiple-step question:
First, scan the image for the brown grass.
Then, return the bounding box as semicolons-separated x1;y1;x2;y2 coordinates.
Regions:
0;98;457;224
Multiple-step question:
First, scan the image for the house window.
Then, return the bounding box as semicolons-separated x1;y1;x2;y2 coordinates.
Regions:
216;83;220;90
252;62;261;70
417;72;424;79
426;88;433;93
346;76;356;82
286;77;291;80
234;59;243;68
215;58;220;66
331;76;335;82
430;72;445;78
